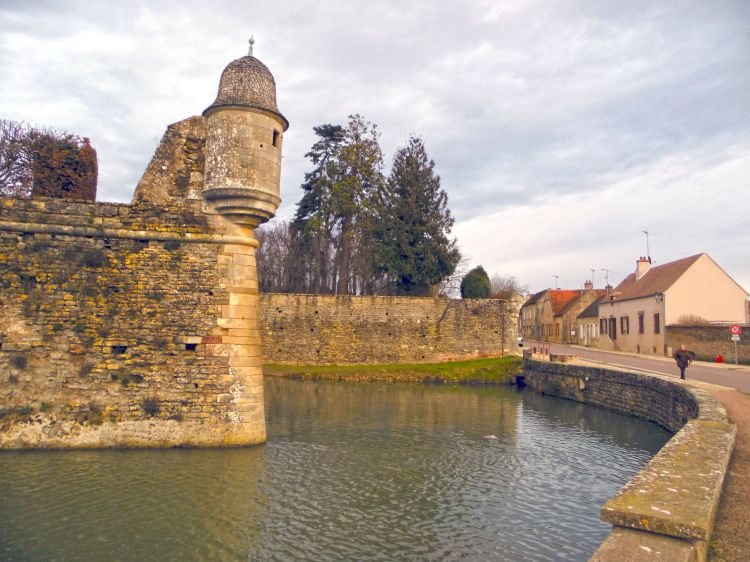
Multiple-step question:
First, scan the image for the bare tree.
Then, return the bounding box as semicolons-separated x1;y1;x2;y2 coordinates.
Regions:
0;119;33;196
677;314;708;325
436;257;469;298
490;274;527;300
256;220;294;293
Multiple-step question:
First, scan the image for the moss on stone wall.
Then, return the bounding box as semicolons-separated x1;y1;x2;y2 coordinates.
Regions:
0;196;264;448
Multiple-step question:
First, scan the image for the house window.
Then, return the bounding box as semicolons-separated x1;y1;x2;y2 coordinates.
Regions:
609;317;617;340
600;319;607;334
620;316;629;335
272;130;280;147
654;313;661;334
555;324;560;337
638;312;644;334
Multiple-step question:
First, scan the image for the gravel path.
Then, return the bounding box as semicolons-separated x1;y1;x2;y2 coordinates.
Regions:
707;387;750;561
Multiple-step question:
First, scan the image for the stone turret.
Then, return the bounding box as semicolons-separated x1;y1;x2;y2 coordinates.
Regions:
202;38;289;227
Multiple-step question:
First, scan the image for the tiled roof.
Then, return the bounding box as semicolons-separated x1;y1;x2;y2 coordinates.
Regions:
613;254;703;302
558;289;607;316
578;295;606;318
522;289;547;307
549;290;583;315
204;55;288;129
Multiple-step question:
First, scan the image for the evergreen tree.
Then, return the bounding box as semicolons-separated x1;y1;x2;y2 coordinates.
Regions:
375;136;460;296
460;266;491;299
333;115;384;294
291;123;345;293
291;115;384;295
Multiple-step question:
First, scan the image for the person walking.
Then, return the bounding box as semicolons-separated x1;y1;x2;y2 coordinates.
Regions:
673;344;695;380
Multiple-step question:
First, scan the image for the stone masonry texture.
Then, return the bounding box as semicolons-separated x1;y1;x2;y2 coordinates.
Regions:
260;293;518;365
0;196;265;448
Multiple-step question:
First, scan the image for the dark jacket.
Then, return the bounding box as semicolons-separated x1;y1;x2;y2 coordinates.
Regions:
674;349;694;368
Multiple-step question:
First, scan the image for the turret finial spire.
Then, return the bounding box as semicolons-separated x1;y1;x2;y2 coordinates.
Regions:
248;35;255;56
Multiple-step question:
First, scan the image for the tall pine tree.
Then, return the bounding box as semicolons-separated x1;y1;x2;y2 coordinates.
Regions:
291;124;345;293
291;115;384;295
375;136;460;296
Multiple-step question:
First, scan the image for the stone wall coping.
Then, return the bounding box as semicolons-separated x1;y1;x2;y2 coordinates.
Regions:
0;219;259;248
601;419;735;541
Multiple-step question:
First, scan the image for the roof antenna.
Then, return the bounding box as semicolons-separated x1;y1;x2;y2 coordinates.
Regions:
601;268;616;287
248;35;255;56
642;230;651;263
552;274;559;289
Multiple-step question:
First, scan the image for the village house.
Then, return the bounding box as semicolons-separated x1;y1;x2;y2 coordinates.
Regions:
577;294;605;347
595;254;748;355
520;283;603;343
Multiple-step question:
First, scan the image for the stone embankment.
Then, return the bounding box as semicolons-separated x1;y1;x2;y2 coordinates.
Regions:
523;353;736;562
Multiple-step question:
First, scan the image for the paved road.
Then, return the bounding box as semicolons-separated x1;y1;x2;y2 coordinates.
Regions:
525;341;750;393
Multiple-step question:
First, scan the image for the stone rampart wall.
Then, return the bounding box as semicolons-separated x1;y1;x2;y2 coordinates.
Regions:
524;356;735;562
0;196;264;448
668;324;749;365
260;293;518;365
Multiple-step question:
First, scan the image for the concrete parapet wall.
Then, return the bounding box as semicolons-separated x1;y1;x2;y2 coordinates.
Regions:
260;293;518;365
523;357;736;561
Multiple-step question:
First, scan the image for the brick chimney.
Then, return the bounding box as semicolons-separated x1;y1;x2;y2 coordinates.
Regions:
636;256;650;280
583;280;593;291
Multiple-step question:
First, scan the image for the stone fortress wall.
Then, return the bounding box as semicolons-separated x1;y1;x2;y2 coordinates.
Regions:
524;355;736;562
0;196;266;448
0;46;291;449
260;293;518;365
0;196;514;448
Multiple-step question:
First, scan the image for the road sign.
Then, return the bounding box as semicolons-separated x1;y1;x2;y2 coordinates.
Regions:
731;334;741;342
730;324;742;335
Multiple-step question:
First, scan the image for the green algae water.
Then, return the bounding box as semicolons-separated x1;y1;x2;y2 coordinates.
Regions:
0;378;670;561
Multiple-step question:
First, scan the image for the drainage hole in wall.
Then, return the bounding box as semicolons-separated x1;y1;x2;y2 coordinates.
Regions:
111;345;127;355
185;343;198;351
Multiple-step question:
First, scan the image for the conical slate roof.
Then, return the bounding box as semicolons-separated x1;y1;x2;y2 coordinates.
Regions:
203;55;288;130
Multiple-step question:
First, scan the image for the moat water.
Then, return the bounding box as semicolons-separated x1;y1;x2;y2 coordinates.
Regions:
0;378;671;561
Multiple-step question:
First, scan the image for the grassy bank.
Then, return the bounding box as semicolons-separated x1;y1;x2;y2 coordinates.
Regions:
263;355;522;385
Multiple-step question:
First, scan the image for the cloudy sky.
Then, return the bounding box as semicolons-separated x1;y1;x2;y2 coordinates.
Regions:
1;0;748;294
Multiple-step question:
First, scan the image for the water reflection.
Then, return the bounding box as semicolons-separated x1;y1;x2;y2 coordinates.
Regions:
0;379;670;561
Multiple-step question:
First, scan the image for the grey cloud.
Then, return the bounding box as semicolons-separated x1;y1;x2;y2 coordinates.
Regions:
1;0;748;289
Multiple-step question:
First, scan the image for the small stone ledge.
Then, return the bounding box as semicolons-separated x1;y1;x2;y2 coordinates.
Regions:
601;419;735;541
591;528;699;562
